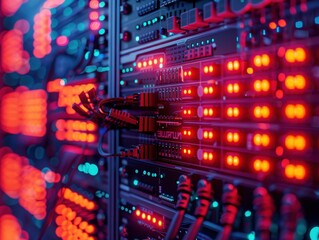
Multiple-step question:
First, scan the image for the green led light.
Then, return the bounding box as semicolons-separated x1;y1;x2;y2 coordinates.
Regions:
99;28;106;35
176;181;179;184
212;201;219;208
130;67;133;72
120;80;125;86
160;15;164;20
84;65;97;73
135;169;139;173
143;22;147;27
143;170;146;175
244;210;252;217
132;206;136;210
122;69;125;73
99;15;106;21
147;172;150;176
84;51;90;60
135;36;140;42
133;179;139;186
133;62;136;66
121;206;124;210
247;232;255;240
136;25;140;30
310;226;319;240
148;20;151;25
99;1;106;8
94;49;100;57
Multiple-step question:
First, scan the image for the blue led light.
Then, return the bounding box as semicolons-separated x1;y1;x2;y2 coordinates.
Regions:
99;28;106;35
244;210;252;217
99;2;106;8
295;21;303;29
212;201;219;208
133;179;139;186
135;36;140;42
310;226;319;240
315;16;319;25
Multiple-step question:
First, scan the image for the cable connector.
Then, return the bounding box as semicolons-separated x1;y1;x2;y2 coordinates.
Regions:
165;175;192;240
280;194;302;240
120;144;156;160
253;187;275;240
216;184;240;240
183;179;213;240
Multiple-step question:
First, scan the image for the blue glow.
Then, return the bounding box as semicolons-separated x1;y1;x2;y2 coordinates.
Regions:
248;232;255;240
315;16;319;25
212;201;219;208
135;36;140;42
295;21;303;29
133;179;139;186
99;15;106;21
63;7;73;17
244;210;252;217
99;2;106;8
310;227;319;240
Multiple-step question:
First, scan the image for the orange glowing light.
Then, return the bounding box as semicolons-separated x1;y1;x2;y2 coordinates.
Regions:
284;104;306;119
226;155;240;167
136;210;141;216
141;213;146;219
158;220;163;227
226;107;240;118
246;67;254;74
253;79;270;92
253;105;270;119
203;130;214;140
203;108;214;117
284;134;307;151
285;75;306;90
89;0;99;9
152;217;157;223
278;19;287;27
284;164;306;180
89;11;99;20
0;214;25;240
253;159;270;173
227;83;240;94
269;22;277;29
285;47;306;63
253;133;270;147
226;132;240;143
203;151;214;161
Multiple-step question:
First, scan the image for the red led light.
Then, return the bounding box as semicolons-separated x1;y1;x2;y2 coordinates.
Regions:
253;79;270;93
203;86;214;95
284;75;306;90
284;103;307;120
182;108;194;117
253;105;271;119
203;130;214;140
137;62;142;68
227;60;240;71
203;151;214;161
56;36;69;46
203;65;215;74
226;154;240;167
141;213;146;219
253;158;271;173
183;129;192;137
284;47;306;63
152;217;157;223
1;89;47;137
203;107;214;117
226;106;240;118
90;21;101;31
253;133;271;147
226;131;240;144
278;19;287;27
226;83;240;94
147;215;151;221
284;134;307;151
182;148;192;155
89;0;99;9
269;21;277;29
33;9;52;58
158;220;163;227
89;11;99;20
253;54;270;67
182;87;194;97
284;163;306;180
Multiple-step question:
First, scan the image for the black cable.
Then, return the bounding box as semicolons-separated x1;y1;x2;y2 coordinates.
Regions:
183;179;213;240
98;127;121;157
165;175;192;240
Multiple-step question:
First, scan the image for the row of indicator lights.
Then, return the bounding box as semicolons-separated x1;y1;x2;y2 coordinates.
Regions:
56;119;97;132
56;130;96;143
200;48;307;75
184;150;307;180
55;204;96;240
1;89;47;137
182;130;309;151
89;0;104;31
183;103;308;120
184;75;307;98
61;188;96;211
135;210;163;228
137;57;164;68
